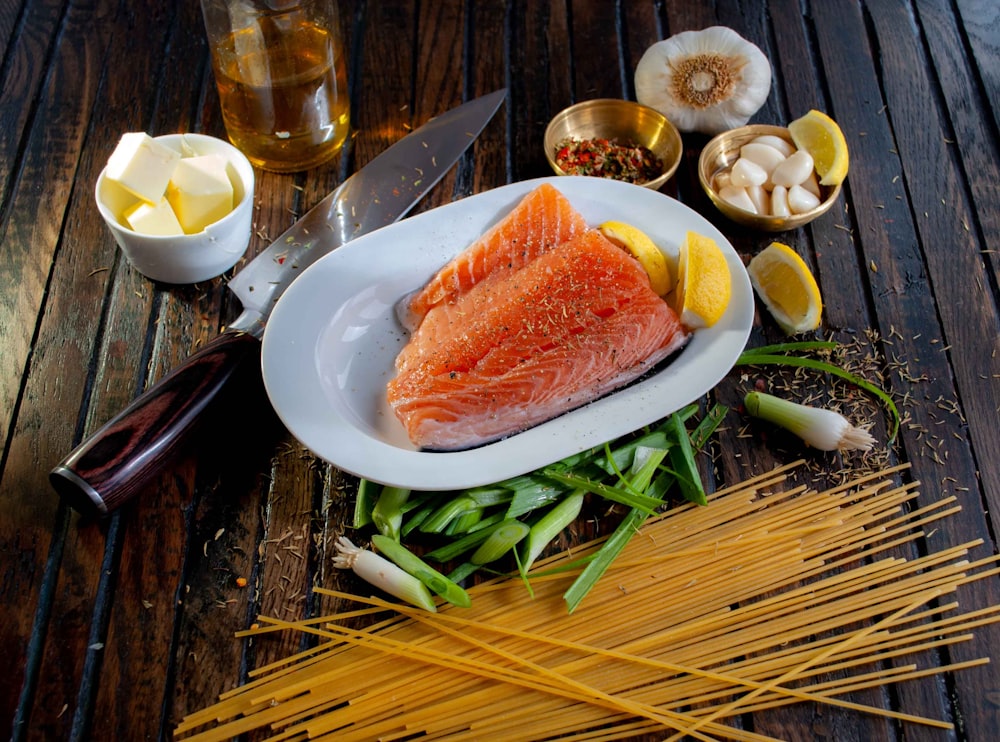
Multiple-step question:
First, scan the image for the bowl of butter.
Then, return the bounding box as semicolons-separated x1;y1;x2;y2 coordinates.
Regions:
95;132;254;284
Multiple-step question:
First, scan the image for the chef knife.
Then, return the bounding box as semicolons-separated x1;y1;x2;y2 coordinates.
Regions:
51;89;507;517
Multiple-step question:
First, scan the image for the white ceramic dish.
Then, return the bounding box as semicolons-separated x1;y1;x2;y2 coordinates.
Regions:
261;176;753;490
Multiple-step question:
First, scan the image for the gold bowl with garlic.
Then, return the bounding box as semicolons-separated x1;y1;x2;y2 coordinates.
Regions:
544;99;682;190
698;124;842;232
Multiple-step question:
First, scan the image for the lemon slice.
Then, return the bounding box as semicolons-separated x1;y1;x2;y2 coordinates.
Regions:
747;241;823;334
675;231;731;329
787;110;849;186
598;221;674;295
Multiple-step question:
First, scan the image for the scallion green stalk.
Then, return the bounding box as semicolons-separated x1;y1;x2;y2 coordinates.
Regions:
667;413;707;506
542;470;664;513
353;479;376;528
521;490;585;572
371;486;411;542
371;534;471;608
470;519;530;565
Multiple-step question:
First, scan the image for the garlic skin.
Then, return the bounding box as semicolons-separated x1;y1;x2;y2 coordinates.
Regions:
635;26;772;134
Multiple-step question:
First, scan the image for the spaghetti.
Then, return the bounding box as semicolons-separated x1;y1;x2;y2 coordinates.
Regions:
176;462;1000;740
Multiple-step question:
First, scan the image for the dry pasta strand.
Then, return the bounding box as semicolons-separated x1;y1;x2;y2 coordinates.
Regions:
176;463;1000;741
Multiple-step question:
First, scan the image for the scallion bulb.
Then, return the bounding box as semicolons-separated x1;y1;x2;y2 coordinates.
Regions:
333;536;437;612
744;391;875;452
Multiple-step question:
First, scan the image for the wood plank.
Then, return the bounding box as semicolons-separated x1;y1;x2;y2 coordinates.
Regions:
956;0;1000;132
509;0;571;181
863;2;1000;736
0;0;134;735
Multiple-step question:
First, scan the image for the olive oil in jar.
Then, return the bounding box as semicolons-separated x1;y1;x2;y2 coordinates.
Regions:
210;16;349;172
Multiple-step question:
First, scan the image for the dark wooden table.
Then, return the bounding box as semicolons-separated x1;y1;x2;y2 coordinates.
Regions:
3;1;999;739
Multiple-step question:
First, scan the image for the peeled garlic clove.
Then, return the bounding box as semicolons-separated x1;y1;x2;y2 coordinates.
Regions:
635;26;772;134
801;170;822;198
719;185;758;214
751;134;796;157
771;150;815;188
713;170;733;191
739;142;786;179
747;184;770;215
730;157;768;187
787;184;821;213
771;185;791;217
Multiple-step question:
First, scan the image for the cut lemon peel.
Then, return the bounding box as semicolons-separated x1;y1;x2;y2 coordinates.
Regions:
747;241;823;335
675;231;732;329
787;110;849;186
598;221;674;295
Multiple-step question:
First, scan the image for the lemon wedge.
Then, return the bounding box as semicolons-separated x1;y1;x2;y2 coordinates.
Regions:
599;221;674;296
787;110;849;186
675;231;731;329
747;241;823;334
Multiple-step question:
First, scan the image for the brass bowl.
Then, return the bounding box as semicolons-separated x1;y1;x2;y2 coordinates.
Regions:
544;99;682;190
698;124;843;232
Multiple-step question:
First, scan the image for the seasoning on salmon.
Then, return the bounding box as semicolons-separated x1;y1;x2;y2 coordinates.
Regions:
399;182;588;332
387;217;690;451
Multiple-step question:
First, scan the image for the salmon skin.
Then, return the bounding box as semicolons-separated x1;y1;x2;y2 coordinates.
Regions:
398;182;588;332
387;191;690;451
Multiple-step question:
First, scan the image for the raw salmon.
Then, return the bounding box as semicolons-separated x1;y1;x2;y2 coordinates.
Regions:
388;227;689;451
399;182;588;331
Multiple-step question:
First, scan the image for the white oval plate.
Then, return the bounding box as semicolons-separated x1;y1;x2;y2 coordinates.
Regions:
261;177;753;490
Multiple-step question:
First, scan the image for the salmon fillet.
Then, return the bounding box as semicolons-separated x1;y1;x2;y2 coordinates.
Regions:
399;182;588;331
388;228;689;451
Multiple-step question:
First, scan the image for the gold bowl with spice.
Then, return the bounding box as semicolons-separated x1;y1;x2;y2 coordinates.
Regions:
698;124;842;231
544;99;682;190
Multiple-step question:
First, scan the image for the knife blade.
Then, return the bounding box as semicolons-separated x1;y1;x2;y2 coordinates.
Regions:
51;89;507;516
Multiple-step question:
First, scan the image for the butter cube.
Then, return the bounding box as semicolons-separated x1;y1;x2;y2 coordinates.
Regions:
166;154;235;234
105;132;181;203
123;198;184;236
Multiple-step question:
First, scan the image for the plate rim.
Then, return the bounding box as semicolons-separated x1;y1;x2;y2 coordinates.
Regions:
261;176;753;490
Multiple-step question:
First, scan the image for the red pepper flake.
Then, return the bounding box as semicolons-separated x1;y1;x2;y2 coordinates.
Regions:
235;577;248;588
554;137;663;184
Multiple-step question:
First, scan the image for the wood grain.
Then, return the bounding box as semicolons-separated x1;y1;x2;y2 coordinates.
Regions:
3;1;999;739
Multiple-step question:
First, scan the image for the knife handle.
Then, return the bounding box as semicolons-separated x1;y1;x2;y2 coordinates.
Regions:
50;330;262;516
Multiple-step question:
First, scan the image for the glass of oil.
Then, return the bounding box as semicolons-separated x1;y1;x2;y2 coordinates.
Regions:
199;0;350;172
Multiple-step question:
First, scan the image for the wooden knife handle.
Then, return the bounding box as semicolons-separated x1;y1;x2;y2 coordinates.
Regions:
50;330;262;516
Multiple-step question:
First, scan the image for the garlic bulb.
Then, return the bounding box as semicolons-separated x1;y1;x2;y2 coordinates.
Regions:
635;26;772;134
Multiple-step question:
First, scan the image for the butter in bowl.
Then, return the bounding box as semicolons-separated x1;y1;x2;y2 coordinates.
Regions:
543;99;682;190
95;132;254;283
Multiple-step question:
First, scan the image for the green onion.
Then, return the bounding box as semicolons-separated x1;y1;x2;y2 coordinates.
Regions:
447;561;480;583
521;490;585;572
447;507;484;535
420;495;479;533
353;479;376;528
370;486;411;541
744;391;876;452
505;476;566;519
400;502;436;537
564;508;645;614
464;486;514;508
541;470;664;513
470;519;531;565
689;402;728;449
371;534;471;608
332;536;437;612
424;516;508;562
737;345;899;442
667;413;707;506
